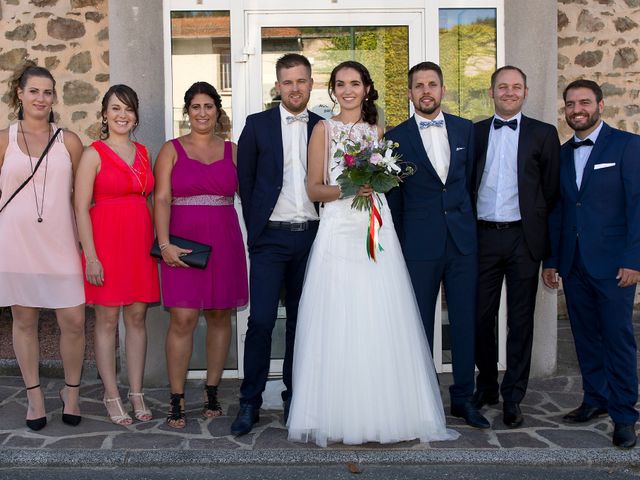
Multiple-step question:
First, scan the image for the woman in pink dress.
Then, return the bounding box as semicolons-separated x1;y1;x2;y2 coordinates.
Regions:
154;82;248;428
0;62;85;430
75;84;160;426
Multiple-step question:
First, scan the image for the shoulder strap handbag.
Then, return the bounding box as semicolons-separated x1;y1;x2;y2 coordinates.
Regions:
0;127;62;214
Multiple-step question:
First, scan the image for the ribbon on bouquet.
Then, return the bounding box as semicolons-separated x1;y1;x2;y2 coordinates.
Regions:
366;194;384;261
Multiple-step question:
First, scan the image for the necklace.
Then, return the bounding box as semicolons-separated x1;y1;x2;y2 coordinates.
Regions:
129;148;148;196
20;121;51;223
104;140;147;196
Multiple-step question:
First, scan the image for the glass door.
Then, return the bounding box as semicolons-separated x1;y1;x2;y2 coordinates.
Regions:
240;10;424;377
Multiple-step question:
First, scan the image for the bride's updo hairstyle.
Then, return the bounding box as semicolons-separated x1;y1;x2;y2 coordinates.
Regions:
328;61;379;126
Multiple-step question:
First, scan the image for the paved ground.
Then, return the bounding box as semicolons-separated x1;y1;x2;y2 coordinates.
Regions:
1;316;640;468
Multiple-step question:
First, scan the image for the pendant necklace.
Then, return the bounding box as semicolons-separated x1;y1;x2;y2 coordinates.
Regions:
20;121;51;223
106;140;147;196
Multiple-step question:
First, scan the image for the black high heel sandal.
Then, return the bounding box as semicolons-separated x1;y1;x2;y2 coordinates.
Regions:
166;393;185;429
202;384;223;418
59;382;82;426
25;384;46;431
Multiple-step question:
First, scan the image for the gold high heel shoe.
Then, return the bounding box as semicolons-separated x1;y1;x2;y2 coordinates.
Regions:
128;391;152;422
103;397;132;426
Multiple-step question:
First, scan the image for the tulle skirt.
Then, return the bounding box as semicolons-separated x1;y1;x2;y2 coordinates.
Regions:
287;196;458;447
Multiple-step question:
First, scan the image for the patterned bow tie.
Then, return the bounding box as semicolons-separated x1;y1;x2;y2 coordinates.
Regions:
493;118;518;130
569;138;594;149
285;113;309;124
419;120;444;129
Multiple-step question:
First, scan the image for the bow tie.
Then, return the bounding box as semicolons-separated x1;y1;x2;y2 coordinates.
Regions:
569;138;594;149
285;113;309;124
493;118;518;130
419;119;444;129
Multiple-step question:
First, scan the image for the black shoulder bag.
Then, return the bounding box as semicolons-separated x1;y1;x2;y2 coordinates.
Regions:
0;127;62;214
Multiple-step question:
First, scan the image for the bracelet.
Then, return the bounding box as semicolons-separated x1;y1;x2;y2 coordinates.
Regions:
86;258;100;264
337;184;344;200
159;242;170;251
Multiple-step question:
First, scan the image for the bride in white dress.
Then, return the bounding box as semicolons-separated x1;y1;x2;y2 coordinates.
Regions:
287;61;458;447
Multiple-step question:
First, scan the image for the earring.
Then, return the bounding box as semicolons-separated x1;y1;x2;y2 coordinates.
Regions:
48;109;55;123
18;100;24;120
100;118;109;138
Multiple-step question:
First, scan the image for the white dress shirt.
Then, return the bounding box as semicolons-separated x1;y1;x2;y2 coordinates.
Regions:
270;105;319;222
477;112;522;222
415;112;450;184
573;120;603;189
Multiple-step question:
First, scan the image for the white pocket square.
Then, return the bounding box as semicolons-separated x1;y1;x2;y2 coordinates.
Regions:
455;147;465;151
594;163;616;170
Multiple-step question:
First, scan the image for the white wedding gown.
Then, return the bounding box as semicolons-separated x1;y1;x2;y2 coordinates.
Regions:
287;119;458;447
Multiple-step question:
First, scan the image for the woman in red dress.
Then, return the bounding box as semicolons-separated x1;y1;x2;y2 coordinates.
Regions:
75;85;160;425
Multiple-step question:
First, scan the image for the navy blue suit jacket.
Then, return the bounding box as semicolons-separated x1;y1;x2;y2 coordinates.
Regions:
386;113;476;261
237;107;322;248
545;122;640;279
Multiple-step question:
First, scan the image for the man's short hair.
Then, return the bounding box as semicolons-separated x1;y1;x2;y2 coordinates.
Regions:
490;65;527;89
408;62;444;88
562;79;603;103
275;53;312;80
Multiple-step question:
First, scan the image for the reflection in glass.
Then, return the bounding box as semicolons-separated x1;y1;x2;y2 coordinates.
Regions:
189;312;239;370
170;11;232;138
261;26;409;130
439;8;497;122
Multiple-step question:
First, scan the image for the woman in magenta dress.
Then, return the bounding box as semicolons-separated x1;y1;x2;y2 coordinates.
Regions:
154;82;248;428
0;62;85;431
75;84;160;426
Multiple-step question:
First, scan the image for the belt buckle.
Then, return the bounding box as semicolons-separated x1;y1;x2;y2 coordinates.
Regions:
290;222;307;232
495;222;509;230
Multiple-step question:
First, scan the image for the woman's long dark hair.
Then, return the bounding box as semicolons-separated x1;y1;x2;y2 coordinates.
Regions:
328;61;379;125
100;84;140;139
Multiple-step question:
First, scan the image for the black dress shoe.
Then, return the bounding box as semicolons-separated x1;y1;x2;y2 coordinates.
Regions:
450;402;490;429
503;401;524;428
471;390;499;409
230;404;259;436
562;403;607;423
613;423;637;449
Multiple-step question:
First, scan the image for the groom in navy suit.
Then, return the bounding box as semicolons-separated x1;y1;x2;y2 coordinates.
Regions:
232;54;322;435
543;79;640;448
387;61;489;429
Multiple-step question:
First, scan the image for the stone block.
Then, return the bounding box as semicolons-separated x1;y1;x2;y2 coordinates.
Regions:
63;80;99;105
574;50;603;67
615;16;638;33
537;428;610;448
47;17;85;41
577;10;605;32
66;51;91;74
0;48;27;70
6;23;36;41
613;47;638;68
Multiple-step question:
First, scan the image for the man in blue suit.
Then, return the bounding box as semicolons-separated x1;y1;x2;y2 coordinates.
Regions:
387;61;489;429
232;54;322;435
542;79;640;448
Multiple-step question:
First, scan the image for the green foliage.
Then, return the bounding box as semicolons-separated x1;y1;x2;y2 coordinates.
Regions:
440;22;496;121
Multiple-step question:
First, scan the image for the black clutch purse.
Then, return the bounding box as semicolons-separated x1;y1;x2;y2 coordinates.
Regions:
150;235;212;269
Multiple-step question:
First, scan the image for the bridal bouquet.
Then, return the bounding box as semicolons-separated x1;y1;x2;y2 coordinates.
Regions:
333;131;415;261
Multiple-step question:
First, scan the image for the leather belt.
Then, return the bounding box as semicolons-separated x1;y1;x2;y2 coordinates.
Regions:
478;220;522;230
267;220;318;232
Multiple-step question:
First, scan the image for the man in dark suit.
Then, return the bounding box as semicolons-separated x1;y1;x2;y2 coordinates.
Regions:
387;61;489;429
232;53;322;436
472;66;560;428
542;79;640;448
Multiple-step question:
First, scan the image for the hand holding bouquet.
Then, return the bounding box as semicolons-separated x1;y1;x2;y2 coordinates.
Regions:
333;132;414;210
332;130;415;260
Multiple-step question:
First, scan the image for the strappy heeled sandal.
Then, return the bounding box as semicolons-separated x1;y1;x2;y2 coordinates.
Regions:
103;396;133;426
166;393;185;429
60;382;82;426
202;384;223;418
128;391;152;422
25;384;47;431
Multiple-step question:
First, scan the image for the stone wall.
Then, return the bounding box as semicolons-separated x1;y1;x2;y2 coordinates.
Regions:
558;0;640;140
0;0;108;145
